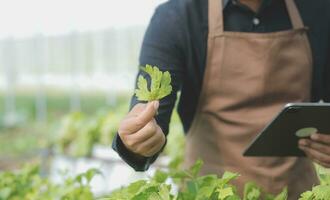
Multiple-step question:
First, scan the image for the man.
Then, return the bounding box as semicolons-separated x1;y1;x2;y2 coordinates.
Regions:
113;0;330;199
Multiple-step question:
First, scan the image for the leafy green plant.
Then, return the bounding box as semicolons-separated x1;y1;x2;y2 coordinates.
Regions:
298;164;330;200
0;164;100;200
264;188;288;200
104;160;288;200
299;185;330;200
103;170;173;200
2;159;330;200
315;164;330;185
55;111;97;157
243;182;261;200
56;112;85;154
135;65;172;102
98;110;125;146
68;116;101;157
164;110;185;170
55;109;125;157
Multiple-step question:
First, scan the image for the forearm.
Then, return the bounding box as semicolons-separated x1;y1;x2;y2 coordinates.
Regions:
112;0;184;171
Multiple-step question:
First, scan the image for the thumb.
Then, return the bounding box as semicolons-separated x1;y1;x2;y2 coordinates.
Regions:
136;101;159;126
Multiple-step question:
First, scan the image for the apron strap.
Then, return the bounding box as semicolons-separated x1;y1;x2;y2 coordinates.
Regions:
208;0;223;36
208;0;305;36
284;0;305;29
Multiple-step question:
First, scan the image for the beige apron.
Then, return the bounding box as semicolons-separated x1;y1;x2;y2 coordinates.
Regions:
184;0;319;199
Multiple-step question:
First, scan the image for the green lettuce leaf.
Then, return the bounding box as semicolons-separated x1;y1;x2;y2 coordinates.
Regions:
135;65;172;101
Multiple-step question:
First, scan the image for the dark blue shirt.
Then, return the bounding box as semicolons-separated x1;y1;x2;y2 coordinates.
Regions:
113;0;330;171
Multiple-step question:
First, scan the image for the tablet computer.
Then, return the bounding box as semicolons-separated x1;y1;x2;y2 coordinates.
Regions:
243;103;330;157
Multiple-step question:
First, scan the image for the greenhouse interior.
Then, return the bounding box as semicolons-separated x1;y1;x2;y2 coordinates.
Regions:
1;0;330;199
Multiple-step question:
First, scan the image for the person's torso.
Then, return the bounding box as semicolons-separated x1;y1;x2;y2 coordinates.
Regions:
184;0;319;197
177;0;329;133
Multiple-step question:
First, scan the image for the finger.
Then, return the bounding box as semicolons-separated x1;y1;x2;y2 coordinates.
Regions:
300;147;315;161
299;146;330;166
118;116;142;135
136;101;159;126
301;139;330;168
135;135;160;156
119;102;158;135
299;139;330;155
300;146;320;163
145;132;166;155
135;128;164;155
144;143;164;157
128;104;144;115
316;161;330;168
311;133;330;145
302;149;330;168
145;129;165;156
130;121;158;143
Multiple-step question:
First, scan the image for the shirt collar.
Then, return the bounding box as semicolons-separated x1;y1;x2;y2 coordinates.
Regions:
223;0;273;10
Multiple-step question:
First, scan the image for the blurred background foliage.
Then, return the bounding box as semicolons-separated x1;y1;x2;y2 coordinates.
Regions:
0;1;187;197
0;0;330;199
0;91;185;168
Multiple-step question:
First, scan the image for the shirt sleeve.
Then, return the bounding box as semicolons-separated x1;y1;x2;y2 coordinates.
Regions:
324;5;330;102
325;54;330;102
112;0;185;171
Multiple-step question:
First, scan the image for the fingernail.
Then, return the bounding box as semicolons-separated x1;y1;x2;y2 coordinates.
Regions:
153;101;159;110
299;140;305;146
299;140;308;146
311;133;318;140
